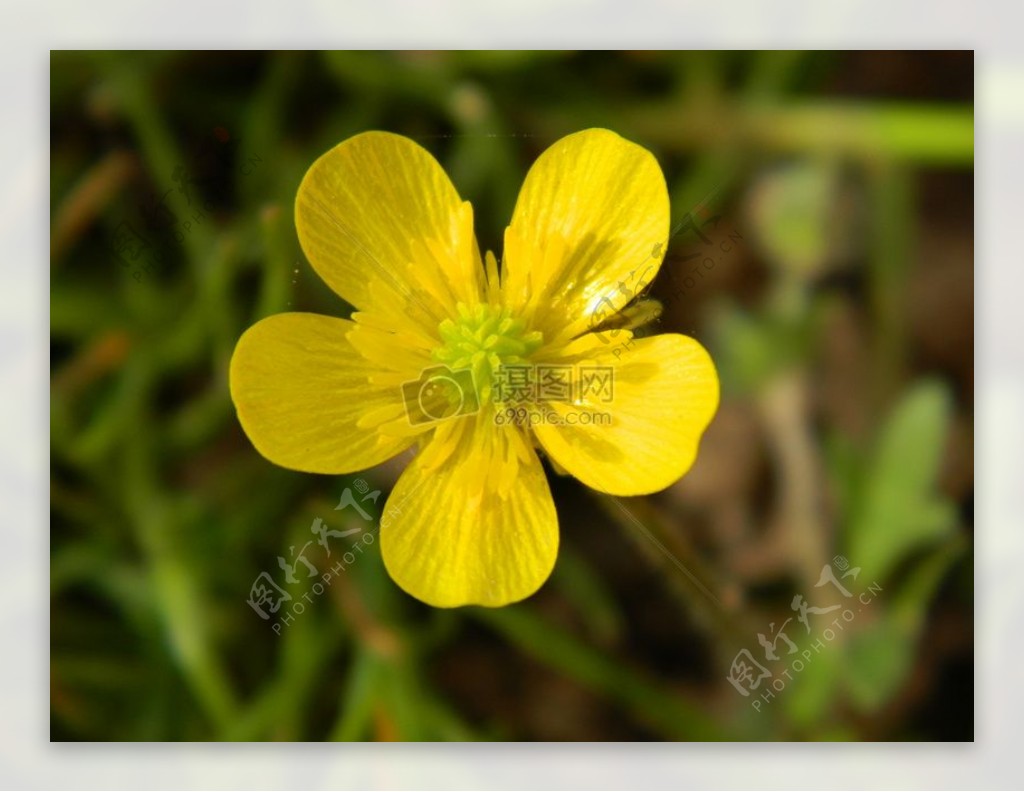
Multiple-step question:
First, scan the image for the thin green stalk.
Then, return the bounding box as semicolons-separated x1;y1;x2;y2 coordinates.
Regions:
111;62;215;269
868;163;915;407
256;204;293;320
593;493;752;646
529;100;974;166
120;356;239;734
474;606;733;740
329;648;385;741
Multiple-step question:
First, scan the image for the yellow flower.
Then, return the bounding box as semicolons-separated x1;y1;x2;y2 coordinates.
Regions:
230;129;719;608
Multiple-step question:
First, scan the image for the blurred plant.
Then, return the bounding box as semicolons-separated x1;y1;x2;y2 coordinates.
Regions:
50;50;973;742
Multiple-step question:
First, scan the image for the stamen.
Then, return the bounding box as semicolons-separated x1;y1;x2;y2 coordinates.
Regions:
432;302;544;407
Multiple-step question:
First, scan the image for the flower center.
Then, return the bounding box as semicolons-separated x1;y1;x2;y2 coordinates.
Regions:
433;302;543;405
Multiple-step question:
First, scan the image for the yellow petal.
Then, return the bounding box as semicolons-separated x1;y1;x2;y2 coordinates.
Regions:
295;131;483;331
533;334;719;496
229;313;417;474
503;128;669;342
381;415;558;607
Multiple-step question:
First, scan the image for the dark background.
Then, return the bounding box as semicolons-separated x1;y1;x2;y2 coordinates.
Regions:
50;50;973;741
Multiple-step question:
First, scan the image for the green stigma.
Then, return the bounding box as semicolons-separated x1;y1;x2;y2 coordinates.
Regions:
433;302;543;405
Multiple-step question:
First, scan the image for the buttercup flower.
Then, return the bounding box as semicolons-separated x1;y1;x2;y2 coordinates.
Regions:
230;129;719;607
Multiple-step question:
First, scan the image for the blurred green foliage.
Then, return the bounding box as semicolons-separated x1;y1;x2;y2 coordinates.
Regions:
51;51;973;741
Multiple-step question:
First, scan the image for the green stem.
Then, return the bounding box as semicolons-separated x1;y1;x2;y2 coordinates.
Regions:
868;163;915;408
530;100;973;166
474;606;733;740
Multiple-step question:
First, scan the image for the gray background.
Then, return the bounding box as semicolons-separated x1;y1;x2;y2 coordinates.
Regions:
14;1;1013;788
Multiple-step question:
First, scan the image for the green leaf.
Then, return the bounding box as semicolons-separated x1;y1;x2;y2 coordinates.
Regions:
745;160;843;277
844;536;965;713
844;619;915;712
782;646;843;729
711;304;804;395
847;381;956;582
